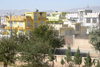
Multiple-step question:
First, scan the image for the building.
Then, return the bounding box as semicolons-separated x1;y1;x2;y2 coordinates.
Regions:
60;19;81;37
60;19;81;45
47;12;81;36
5;11;47;35
46;12;67;34
66;9;100;34
47;12;66;24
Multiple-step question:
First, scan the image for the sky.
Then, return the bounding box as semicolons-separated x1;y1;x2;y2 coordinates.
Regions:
0;0;100;11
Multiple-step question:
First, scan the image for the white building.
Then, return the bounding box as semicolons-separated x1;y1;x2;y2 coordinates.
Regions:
66;9;100;34
0;16;7;25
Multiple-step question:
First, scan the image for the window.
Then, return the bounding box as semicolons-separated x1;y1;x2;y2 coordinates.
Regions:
40;21;44;24
9;22;12;27
65;30;72;36
27;21;31;27
19;30;24;34
93;18;97;23
76;24;79;31
86;18;91;23
34;13;38;21
19;22;23;27
34;22;38;28
14;21;17;24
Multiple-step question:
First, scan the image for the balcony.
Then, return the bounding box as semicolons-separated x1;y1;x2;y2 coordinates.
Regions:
38;17;48;20
5;26;24;30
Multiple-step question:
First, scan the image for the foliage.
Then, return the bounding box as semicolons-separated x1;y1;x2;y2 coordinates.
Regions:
96;60;100;67
65;46;72;63
47;20;63;24
17;34;50;67
61;59;65;66
84;53;92;67
89;29;100;51
74;48;82;65
0;37;17;67
49;50;55;61
32;25;64;49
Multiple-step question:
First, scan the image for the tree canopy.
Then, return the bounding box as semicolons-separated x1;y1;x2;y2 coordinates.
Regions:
89;29;100;51
0;37;17;67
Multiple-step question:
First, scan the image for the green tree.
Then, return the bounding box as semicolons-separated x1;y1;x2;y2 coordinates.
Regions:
32;25;65;66
49;50;55;67
74;48;82;67
61;59;65;67
32;25;64;49
17;34;50;67
16;25;64;67
0;37;17;67
31;25;64;58
65;46;72;64
96;60;100;67
89;29;100;51
84;53;92;67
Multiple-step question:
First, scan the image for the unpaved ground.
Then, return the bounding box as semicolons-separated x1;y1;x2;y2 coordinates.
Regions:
63;38;99;57
50;55;96;67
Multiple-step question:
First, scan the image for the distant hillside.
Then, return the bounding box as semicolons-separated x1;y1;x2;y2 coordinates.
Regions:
0;6;100;16
64;6;100;12
0;9;32;16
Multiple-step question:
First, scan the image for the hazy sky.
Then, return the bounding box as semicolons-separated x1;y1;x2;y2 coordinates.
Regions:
0;0;100;11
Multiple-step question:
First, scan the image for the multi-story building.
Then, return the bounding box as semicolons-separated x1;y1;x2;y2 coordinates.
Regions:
47;12;67;35
66;9;100;34
47;12;66;23
5;11;47;35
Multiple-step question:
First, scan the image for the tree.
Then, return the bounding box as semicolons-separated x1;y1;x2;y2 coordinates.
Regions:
49;50;55;67
61;59;65;67
96;60;100;67
84;53;92;67
74;48;82;67
65;46;72;64
32;25;64;49
17;34;50;67
89;29;100;51
0;37;17;67
16;25;64;66
31;25;64;58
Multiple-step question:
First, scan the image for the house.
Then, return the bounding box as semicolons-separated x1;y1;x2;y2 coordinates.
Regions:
66;9;100;34
5;11;47;35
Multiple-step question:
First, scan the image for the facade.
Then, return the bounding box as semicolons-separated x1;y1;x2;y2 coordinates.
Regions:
47;12;81;37
0;16;7;25
66;9;100;34
60;19;81;45
47;12;66;24
5;11;47;35
60;19;81;36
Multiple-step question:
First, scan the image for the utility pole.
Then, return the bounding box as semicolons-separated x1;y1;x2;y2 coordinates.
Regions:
99;14;100;30
7;12;13;37
10;13;12;37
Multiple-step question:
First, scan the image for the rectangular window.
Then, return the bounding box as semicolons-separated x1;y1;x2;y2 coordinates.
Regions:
34;13;38;21
27;21;31;27
40;21;44;24
34;22;38;28
93;18;97;23
86;18;91;23
19;22;23;27
19;30;24;34
65;30;72;36
76;24;79;31
14;21;17;24
9;22;13;27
